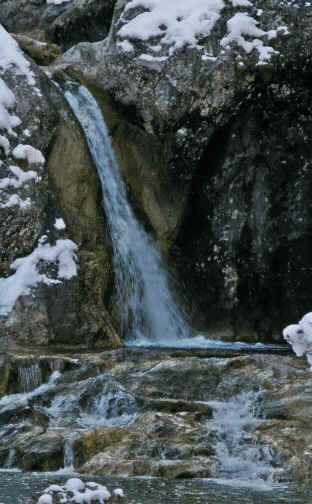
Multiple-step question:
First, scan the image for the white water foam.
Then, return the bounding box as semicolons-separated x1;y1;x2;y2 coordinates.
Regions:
0;371;61;409
210;391;274;484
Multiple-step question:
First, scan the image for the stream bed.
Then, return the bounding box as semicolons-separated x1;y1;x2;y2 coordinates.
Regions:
1;470;312;504
1;345;312;492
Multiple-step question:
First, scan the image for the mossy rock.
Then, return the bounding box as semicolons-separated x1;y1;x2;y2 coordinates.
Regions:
73;427;129;467
13;33;62;65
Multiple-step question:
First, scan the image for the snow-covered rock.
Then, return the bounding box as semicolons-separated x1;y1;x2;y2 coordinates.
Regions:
37;477;122;504
0;25;120;349
284;312;312;369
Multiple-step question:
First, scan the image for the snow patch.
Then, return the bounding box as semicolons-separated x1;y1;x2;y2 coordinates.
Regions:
0;238;78;316
12;144;45;165
113;489;124;498
39;477;118;504
37;495;52;504
0;194;31;209
231;0;252;6
221;12;279;64
283;312;312;369
0;25;35;86
117;0;288;65
117;39;134;52
0;165;38;189
54;217;66;230
139;53;168;62
118;0;225;56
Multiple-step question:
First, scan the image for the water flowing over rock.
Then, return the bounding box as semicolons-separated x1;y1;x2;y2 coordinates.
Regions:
1;347;312;485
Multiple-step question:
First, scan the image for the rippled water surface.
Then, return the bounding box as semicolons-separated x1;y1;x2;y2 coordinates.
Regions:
1;471;312;504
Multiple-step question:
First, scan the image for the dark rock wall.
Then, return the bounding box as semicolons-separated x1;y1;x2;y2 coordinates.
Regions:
172;76;312;340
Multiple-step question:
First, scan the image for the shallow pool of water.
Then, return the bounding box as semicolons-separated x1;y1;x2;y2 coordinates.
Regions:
1;471;312;504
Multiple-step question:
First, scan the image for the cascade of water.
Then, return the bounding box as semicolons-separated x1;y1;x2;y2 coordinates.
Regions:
18;363;42;393
44;374;139;429
3;449;17;470
78;380;139;428
0;370;61;411
64;83;190;344
63;436;75;470
211;391;273;482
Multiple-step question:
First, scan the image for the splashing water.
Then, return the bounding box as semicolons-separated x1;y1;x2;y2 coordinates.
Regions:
64;83;190;344
18;363;42;392
211;391;274;483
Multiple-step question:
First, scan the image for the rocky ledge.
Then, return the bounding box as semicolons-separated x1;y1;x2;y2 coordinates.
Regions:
1;347;312;484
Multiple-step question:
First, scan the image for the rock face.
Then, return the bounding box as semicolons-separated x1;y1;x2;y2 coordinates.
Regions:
0;28;120;349
50;0;312;342
0;0;116;50
46;0;117;50
1;346;312;484
1;0;312;344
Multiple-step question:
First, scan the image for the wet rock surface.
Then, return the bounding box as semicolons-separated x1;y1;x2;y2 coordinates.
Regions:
1;346;312;484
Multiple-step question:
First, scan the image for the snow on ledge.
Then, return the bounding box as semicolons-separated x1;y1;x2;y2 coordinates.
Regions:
46;0;72;4
12;144;45;165
0;164;39;189
118;0;225;59
0;237;78;316
117;0;288;65
0;25;35;86
221;13;288;65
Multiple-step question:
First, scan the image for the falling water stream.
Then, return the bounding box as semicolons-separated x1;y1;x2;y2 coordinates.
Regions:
65;83;190;345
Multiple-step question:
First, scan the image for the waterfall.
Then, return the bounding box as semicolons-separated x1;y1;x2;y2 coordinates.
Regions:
3;449;17;470
63;436;75;470
64;83;190;344
18;363;42;393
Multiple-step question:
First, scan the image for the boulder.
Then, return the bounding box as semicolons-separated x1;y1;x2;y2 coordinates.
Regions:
0;0;116;50
12;34;62;65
